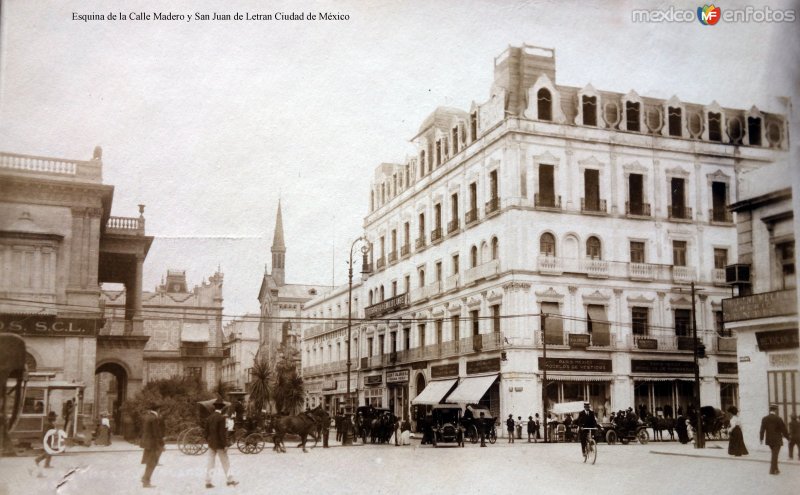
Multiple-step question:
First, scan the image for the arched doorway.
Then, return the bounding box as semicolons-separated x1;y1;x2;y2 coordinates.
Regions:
413;373;427;432
95;362;128;434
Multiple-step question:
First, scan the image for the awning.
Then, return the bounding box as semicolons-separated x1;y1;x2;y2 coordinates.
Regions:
631;376;694;382
446;374;498;403
411;378;458;405
181;322;210;342
551;401;587;415
587;305;610;346
543;374;612;382
716;377;739;384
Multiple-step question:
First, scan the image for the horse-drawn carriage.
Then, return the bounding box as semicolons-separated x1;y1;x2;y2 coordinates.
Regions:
355;406;397;444
177;399;253;455
461;404;497;444
690;406;730;441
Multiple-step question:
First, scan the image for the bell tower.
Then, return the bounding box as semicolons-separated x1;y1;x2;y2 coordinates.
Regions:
271;201;286;286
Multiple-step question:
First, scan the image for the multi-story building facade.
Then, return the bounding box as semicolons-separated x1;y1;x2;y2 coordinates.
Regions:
301;45;789;428
100;269;225;395
0;148;152;431
723;159;798;449
222;315;261;393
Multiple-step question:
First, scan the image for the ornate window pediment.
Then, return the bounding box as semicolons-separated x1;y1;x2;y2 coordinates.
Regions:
578;155;604;171
627;294;655;306
431;305;446;317
486;289;503;303
669;295;692;307
575;83;605;129
466;296;482;309
533;150;559;166
534;287;563;301
582;290;610;304
525;74;566;123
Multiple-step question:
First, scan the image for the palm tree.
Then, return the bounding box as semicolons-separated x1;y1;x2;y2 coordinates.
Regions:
274;344;304;414
248;357;273;415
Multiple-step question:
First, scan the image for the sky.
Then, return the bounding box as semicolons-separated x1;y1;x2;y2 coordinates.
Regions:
1;0;798;318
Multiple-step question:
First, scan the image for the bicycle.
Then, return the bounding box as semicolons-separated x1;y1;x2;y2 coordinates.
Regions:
581;427;597;464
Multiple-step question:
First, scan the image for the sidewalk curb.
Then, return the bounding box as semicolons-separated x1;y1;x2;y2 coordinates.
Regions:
649;450;800;468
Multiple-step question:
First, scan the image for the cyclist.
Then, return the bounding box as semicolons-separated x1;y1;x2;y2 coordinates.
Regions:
576;402;598;456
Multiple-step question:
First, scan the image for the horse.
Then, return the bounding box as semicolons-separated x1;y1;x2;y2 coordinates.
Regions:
646;414;675;441
687;406;729;440
369;413;397;444
272;406;329;453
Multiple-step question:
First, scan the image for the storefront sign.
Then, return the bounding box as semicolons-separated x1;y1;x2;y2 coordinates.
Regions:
539;358;612;373
386;370;409;383
568;333;590;348
677;337;699;351
0;315;100;337
411;361;428;370
769;353;799;368
466;357;501;375
738;356;750;363
322;379;336;391
431;363;459;378
723;289;797;322
364;374;383;386
636;338;658;350
631;359;694;374
756;329;799;352
717;362;738;375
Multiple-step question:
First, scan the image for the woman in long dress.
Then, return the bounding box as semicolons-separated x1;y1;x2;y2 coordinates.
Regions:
727;406;748;456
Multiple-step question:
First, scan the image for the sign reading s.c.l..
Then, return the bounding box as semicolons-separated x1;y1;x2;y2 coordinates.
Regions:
0;315;99;337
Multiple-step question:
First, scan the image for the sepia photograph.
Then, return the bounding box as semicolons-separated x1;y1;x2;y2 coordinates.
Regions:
0;0;798;493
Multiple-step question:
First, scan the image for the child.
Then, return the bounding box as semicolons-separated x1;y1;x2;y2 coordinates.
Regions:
34;411;57;476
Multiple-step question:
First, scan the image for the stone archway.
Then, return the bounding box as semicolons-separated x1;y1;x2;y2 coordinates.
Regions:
413;373;427;433
95;362;128;434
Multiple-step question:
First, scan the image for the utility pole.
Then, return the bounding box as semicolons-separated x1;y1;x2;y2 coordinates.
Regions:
541;313;548;444
690;281;704;448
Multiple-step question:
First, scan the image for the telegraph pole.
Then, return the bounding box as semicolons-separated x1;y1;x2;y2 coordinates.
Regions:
690;281;704;448
541;313;549;443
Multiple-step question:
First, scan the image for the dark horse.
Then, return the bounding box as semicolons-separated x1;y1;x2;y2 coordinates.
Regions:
272;406;330;453
370;413;398;444
646;414;675;441
689;406;729;440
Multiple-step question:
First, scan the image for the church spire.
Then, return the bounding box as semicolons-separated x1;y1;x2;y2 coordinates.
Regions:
271;200;286;286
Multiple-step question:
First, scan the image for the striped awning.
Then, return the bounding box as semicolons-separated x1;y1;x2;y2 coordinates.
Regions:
446;374;498;403
631;376;695;382
412;378;457;405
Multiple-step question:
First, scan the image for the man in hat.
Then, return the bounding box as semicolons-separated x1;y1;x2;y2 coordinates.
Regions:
34;411;57;475
576;402;598;456
760;404;789;474
140;402;164;488
204;399;238;488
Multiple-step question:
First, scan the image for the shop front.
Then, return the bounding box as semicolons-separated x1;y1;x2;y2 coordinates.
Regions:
717;361;739;413
363;373;384;408
631;359;696;418
539;357;612;419
386;369;409;421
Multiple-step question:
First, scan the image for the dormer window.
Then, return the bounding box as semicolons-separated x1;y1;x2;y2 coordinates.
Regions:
708;112;722;142
452;127;459;154
668;107;682;137
582;95;597;126
470;111;478;141
748;117;762;146
537;88;552;121
435;140;442;167
625;101;640;132
420;150;426;176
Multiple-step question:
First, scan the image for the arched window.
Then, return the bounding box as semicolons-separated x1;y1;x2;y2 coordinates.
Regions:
587;236;602;259
379;285;385;301
470;245;478;267
491;237;499;260
419;269;425;287
368;290;374;306
540;233;556;256
537;88;552;121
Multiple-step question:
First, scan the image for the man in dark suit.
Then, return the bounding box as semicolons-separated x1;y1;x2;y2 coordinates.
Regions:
140;402;164;489
205;400;238;488
576;402;598;456
760;404;790;474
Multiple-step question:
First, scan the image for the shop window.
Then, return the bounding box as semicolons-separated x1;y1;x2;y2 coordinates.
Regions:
768;370;798;423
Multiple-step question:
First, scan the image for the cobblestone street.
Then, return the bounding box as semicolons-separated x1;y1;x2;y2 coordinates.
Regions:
1;439;798;495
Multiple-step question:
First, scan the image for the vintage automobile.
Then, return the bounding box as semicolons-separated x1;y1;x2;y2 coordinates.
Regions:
430;405;465;447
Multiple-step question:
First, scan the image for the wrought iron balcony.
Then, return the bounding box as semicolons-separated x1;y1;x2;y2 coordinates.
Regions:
388;251;398;263
485;196;500;215
465;208;479;225
709;208;733;224
447;219;459;234
430;227;443;244
415;237;426;250
580;198;607;214
534;193;561;210
625;202;651;217
668;205;693;221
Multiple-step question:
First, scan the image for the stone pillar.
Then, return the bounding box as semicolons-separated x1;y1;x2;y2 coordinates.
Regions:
564;147;574;210
69;207;86;287
130;254;144;335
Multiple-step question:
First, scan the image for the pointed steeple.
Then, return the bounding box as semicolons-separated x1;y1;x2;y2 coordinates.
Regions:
271;200;286;286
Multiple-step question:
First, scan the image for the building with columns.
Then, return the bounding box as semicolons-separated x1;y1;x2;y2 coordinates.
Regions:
0;148;152;430
300;45;789;429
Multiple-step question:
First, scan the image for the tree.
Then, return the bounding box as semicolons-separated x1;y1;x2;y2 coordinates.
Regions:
247;356;273;416
213;379;232;400
274;343;304;414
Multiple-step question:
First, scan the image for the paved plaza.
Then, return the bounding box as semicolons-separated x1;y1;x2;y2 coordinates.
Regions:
1;438;798;495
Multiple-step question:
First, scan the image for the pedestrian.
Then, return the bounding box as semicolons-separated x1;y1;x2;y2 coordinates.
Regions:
533;413;541;442
140;402;164;489
205;399;238;488
34;411;57;476
96;412;111;446
788;413;799;460
61;399;73;436
760;404;790;475
506;414;515;443
726;406;748;457
516;416;523;439
479;412;487;447
335;410;343;442
564;413;574;442
527;416;535;442
576;402;598;456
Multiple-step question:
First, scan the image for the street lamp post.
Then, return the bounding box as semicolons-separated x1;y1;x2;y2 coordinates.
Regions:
689;281;704;448
541;313;549;443
346;236;371;425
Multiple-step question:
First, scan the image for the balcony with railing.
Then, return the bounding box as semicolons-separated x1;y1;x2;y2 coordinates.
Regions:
431;227;443;244
106;216;146;236
709;208;733;224
415;237;426;250
465;208;479;226
580;198;607;215
625;202;651;218
464;259;500;285
364;293;408;318
447;219;460;234
445;273;460;292
485;196;500;215
628;262;655;281
672;265;696;284
582;258;609;278
712;268;726;286
537;255;563;275
180;346;224;358
0;151;103;183
388;251;398;264
715;336;737;353
410;281;441;302
375;256;386;271
668;205;693;221
400;243;410;258
534;193;562;210
534;330;617;349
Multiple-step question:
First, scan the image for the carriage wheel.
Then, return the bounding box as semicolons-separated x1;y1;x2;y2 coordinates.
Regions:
637;429;649;445
488;429;497;444
605;430;617;445
468;425;478;444
177;428;192;455
245;433;265;454
184;427;207;455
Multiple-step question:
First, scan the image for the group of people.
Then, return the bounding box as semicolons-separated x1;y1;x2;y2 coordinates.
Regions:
139;399;238;489
503;414;544;443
